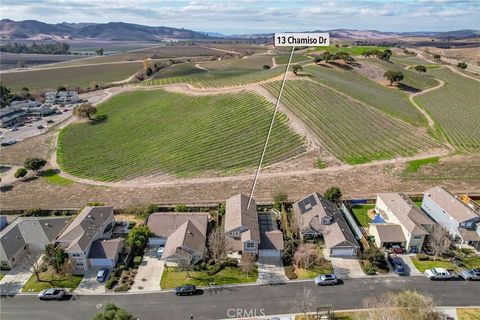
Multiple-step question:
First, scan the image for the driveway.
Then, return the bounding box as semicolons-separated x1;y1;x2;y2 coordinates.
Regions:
256;256;288;284
324;249;364;278
74;267;106;294
130;249;164;292
0;264;33;295
398;254;422;276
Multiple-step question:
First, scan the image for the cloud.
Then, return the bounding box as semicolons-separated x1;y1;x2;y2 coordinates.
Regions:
2;0;479;33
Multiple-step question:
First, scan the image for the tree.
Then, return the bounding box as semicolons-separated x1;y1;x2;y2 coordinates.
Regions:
294;243;322;270
208;227;226;262
457;62;467;69
415;65;427;73
292;65;303;75
273;191;288;211
96;48;104;56
314;56;323;63
384;70;404;85
282;238;300;265
240;253;256;276
322;51;333;62
57;86;67;91
295;287;316;319
362;247;386;268
377;49;392;61
43;244;66;273
145;67;153;76
14;167;28;179
93;302;135;320
433;54;441;59
324;186;342;202
73;103;97;121
218;202;226;216
427;225;451;260
262;64;271;69
24;158;47;174
0;82;13;108
174;204;189;212
126;225;152;253
362;291;398;320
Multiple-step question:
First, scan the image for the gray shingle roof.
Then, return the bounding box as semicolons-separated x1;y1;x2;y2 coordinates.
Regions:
373;224;407;243
162;220;206;260
0;225;26;261
224;194;260;242
147;212;209;239
88;238;123;259
424;186;479;223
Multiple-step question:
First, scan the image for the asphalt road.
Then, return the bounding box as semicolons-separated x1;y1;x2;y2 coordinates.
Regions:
0;277;478;320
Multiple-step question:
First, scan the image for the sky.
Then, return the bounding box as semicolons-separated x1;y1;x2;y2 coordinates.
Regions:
1;0;479;34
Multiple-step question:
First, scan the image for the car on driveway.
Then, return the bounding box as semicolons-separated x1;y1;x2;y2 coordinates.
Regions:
96;268;109;282
175;284;196;296
38;288;66;300
390;245;405;254
156;246;164;258
37;125;44;129
0;139;17;146
314;274;338;286
424;268;455;280
46;119;54;124
461;269;480;281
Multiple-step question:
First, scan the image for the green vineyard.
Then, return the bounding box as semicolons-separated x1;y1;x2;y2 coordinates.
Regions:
57;89;306;181
414;68;480;151
264;80;444;164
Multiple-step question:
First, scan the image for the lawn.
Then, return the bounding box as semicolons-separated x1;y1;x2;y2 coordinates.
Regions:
58;89;305;181
405;156;439;173
461;256;480;269
308;45;389;56
295;261;334;279
22;269;83;292
42;169;74;186
160;266;257;289
458;308;480;320
410;256;456;273
351;205;374;227
1;62;143;92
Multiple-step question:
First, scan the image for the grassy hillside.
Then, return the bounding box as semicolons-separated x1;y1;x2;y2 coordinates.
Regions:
308;45;389;55
264;80;444;164
1;62;142;92
414;68;480;151
304;64;425;125
275;54;310;65
57;89;305;181
144;56;283;88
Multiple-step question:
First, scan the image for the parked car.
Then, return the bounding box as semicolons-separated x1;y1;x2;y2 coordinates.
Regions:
37;288;66;300
0;139;17;146
393;262;406;275
314;274;338;286
37;125;44;129
46;119;54;123
96;268;109;282
461;269;480;281
63;109;69;112
175;284;196;296
424;268;455;280
10;126;18;131
156;246;164;259
390;245;405;254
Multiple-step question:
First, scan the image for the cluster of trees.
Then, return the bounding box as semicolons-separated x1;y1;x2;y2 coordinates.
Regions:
73;103;97;121
0;82;13;108
384;70;404;85
361;49;393;61
96;48;104;56
0;42;70;55
415;65;427;73
134;59;169;81
314;51;354;64
457;62;468;69
93;303;136;320
15;158;47;180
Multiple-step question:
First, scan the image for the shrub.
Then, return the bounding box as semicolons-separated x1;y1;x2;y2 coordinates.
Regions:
23;208;48;217
133;256;142;267
224;258;238;267
284;265;297;280
105;278;117;289
113;284;129;292
363;262;377;275
417;254;430;261
174;204;189;212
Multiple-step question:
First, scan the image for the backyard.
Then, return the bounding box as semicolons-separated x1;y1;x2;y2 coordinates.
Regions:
351;205;374;227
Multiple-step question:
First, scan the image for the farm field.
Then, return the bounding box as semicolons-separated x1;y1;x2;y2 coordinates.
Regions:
57;89;305;181
275;54;311;64
0;52;84;70
414;67;480;152
144;56;283;88
0;61;142;92
304;64;425;124
263;80;444;164
308;45;389;55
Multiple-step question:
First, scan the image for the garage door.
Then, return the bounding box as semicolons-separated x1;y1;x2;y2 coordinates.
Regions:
89;259;114;267
259;250;281;257
330;247;356;257
148;237;166;246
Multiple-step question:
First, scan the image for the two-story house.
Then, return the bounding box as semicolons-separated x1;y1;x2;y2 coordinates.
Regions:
371;193;435;253
56;206;115;274
224;194;260;255
422;186;480;249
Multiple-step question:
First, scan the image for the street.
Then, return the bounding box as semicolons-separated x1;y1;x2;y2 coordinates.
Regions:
1;277;478;320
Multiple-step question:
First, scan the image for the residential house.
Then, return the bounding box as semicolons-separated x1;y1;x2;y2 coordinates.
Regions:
370;193;435;253
224;194;261;255
56;206;116;274
422;186;480;249
147;212;209;265
45;91;80;104
26;104;55;117
87;238;124;268
293;192;359;256
0;216;70;270
0;106;27;128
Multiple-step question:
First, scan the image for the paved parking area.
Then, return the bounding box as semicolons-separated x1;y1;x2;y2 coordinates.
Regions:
74;267;106;294
256;256;288;284
130;249;164;292
324;249;364;278
398;255;422;276
0;264;33;295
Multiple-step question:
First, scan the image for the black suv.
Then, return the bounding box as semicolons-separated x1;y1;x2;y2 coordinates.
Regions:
175;284;196;296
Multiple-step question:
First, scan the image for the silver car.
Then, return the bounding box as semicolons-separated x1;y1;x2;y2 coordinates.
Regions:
461;269;480;281
314;274;338;286
37;288;66;300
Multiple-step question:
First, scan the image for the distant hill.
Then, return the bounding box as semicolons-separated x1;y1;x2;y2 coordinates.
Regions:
0;19;210;40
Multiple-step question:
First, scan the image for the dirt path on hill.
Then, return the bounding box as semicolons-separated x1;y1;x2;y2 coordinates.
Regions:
198;46;241;55
195;64;210;72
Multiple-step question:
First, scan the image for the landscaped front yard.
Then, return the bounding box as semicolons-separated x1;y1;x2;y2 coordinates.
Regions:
461;256;480;269
411;256;456;273
22;269;82;292
458;308;480;320
295;262;334;279
350;205;374;227
160;266;257;289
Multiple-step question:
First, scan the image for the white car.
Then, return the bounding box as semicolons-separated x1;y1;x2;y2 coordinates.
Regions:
314;274;338;285
37;288;66;300
156;246;164;258
424;268;454;280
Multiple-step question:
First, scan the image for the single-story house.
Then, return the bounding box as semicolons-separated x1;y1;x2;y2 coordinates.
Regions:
293;192;360;257
88;238;124;268
0;216;71;270
224;194;261;255
422;186;480;249
147;212;209;265
56;206;115;274
371;193;435;253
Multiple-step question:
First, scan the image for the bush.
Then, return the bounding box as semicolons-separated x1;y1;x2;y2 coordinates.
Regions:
23;208;48;217
113;284;129;292
105;278;117;289
133;256;142;267
224;258;238;267
417;254;430;261
284;265;297;280
174;204;189;212
363;262;377;275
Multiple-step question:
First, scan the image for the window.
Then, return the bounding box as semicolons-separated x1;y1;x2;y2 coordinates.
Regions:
245;242;255;249
413;235;422;240
71;253;81;257
234;232;240;236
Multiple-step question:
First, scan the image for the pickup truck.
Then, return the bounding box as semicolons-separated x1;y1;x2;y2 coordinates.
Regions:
424;268;455;280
